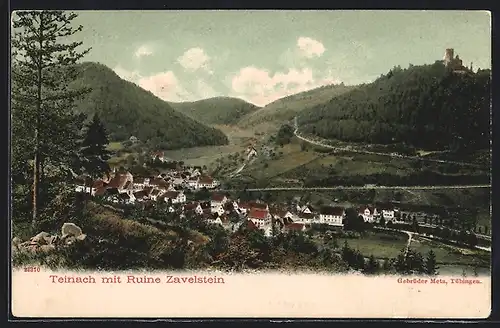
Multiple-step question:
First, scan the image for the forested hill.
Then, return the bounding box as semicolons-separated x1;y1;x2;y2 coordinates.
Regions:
237;83;357;130
297;62;491;151
69;62;229;149
169;97;260;125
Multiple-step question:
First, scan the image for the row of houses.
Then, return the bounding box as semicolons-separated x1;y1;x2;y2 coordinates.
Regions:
74;168;219;205
177;194;401;237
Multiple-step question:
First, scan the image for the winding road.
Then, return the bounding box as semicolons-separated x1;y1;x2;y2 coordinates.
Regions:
293;117;488;169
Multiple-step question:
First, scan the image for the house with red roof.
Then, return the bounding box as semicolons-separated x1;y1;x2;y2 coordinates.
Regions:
211;193;228;206
198;176;218;189
248;208;271;229
106;173;132;193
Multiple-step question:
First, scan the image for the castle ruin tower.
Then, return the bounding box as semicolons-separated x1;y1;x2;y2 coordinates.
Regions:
443;48;454;67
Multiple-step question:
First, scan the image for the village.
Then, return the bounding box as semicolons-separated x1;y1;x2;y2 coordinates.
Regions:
73;151;415;238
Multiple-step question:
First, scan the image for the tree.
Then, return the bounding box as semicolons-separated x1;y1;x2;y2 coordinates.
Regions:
344;208;365;232
411;217;420;233
12;10;91;230
80;113;111;188
364;255;379;274
424;250;439;275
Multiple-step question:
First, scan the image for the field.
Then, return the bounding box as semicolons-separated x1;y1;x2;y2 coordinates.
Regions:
410;236;490;269
106;141;125;152
338;231;408;259
162;124;258;167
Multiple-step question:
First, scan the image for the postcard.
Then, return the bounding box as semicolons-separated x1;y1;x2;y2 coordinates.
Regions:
10;10;491;319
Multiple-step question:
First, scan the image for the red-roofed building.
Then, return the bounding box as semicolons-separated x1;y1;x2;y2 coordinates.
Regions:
211;193;228;205
106;174;131;192
248;208;271;228
198;176;218;189
248;201;269;211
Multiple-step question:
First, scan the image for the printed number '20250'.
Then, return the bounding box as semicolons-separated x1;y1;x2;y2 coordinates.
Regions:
24;266;40;272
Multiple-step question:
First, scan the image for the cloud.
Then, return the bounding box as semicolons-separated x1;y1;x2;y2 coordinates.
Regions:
177;47;212;73
137;71;191;102
230;66;340;106
113;65;221;102
297;37;326;58
134;45;153;58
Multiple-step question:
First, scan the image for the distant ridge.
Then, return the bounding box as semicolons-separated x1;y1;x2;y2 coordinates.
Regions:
169;97;260;125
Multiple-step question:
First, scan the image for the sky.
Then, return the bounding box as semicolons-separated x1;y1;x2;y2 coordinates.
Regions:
30;10;493;106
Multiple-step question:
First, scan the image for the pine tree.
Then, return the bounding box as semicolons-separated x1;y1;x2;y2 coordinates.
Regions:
364;255;379;274
80;113;112;190
424;249;439;275
11;10;90;230
341;240;350;263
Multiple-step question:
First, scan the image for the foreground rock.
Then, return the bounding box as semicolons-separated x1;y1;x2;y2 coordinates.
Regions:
13;222;87;254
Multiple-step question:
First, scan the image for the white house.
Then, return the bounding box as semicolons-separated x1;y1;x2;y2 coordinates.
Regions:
211;204;225;216
319;206;345;227
163;191;186;204
380;204;395;221
358;206;378;223
301;206;313;215
262;223;273;238
187;178;199;190
247;146;258;160
191;168;202;178
297;212;316;225
198;176;218;189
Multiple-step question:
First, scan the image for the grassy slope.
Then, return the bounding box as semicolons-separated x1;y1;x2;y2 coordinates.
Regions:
237;84;357;133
